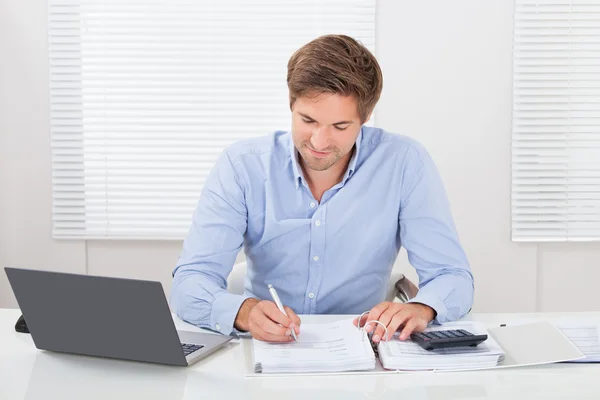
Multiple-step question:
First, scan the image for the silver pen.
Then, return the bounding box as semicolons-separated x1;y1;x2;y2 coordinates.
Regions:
267;284;298;341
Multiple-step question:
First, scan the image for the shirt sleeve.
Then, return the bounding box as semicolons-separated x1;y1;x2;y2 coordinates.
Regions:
170;149;252;335
398;148;474;323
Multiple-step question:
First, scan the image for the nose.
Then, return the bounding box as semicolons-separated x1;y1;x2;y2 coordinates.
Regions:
310;126;330;151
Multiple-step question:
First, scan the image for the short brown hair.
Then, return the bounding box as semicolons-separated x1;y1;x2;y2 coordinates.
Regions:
287;34;383;123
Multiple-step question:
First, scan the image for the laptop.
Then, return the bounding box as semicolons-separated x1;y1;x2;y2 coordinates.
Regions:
5;267;233;367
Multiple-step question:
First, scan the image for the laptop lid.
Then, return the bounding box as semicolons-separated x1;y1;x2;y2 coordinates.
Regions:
5;267;188;366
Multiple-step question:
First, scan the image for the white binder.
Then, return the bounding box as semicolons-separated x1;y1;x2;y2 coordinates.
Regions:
244;317;584;376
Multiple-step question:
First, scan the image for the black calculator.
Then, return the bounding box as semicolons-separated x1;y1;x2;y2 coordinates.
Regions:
410;329;488;351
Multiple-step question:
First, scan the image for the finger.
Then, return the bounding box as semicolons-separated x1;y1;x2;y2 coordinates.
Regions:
365;302;391;333
261;301;293;327
248;304;293;342
252;315;293;342
250;324;272;342
249;329;264;341
387;309;412;340
249;321;272;342
355;313;370;328
411;319;428;334
258;313;291;337
399;318;422;341
252;308;291;338
284;306;301;334
372;306;400;342
353;313;368;329
252;326;294;343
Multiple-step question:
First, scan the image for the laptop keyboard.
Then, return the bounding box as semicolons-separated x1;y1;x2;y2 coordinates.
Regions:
181;343;204;357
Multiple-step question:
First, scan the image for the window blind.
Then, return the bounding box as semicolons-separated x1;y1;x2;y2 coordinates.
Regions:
512;0;600;241
49;0;376;239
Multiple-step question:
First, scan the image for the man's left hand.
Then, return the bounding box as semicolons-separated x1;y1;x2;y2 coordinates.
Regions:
352;302;436;343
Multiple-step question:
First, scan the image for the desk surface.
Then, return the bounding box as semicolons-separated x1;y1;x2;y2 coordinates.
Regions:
1;308;600;400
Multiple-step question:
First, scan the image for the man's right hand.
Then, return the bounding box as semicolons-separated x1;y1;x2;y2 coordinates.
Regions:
234;298;301;342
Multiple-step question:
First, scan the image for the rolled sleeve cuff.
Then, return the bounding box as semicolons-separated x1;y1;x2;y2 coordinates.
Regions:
407;293;448;325
210;291;253;335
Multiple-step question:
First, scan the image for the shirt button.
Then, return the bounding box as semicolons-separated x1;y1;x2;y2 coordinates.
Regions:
315;220;321;227
313;255;319;262
308;293;315;299
310;202;316;208
215;323;221;331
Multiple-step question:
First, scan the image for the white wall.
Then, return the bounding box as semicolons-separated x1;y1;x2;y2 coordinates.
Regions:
376;1;539;312
1;0;599;312
1;0;88;308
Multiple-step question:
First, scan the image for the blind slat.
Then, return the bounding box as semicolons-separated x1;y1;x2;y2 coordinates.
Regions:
513;0;600;241
49;0;376;238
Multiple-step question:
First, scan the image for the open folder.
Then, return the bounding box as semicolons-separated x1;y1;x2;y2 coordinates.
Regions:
245;318;584;375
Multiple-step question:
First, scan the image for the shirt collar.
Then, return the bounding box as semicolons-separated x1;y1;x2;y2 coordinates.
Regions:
343;127;362;184
289;127;363;189
289;135;303;189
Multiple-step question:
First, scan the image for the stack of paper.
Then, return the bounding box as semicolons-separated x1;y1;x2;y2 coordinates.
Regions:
252;319;376;373
554;322;600;362
377;321;505;371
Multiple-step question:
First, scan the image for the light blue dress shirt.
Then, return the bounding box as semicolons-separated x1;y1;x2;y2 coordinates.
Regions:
171;127;474;335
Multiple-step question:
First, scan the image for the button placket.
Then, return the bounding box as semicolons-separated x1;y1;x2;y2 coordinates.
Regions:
304;204;327;313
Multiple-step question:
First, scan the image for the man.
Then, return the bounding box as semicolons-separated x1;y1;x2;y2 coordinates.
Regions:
171;34;474;344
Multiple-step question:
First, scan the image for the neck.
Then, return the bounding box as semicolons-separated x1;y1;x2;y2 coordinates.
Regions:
300;148;354;201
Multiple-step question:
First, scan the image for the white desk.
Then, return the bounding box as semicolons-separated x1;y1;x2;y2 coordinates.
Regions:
1;308;600;400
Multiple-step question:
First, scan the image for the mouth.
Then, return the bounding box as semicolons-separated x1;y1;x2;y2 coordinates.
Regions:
307;146;331;159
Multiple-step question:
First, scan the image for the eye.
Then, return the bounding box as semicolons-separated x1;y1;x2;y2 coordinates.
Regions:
334;126;349;131
302;118;315;124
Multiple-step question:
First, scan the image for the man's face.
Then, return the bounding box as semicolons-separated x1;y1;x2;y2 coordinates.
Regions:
291;92;363;172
